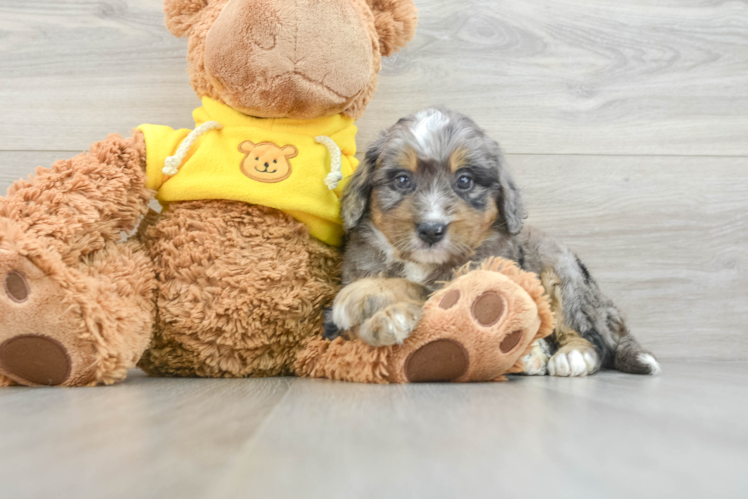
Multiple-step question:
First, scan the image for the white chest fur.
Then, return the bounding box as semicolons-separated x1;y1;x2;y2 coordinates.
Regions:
403;261;433;285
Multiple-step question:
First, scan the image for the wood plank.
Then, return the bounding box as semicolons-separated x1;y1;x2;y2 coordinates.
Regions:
0;0;200;151
1;362;745;498
0;371;292;498
512;154;748;361
213;362;748;498
2;152;745;361
1;0;747;154
0;151;76;188
359;0;748;155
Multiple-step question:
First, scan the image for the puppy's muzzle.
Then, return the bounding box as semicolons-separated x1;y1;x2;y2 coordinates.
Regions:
417;222;447;245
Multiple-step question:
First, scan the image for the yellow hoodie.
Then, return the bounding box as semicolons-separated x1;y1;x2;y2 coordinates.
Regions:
137;97;359;247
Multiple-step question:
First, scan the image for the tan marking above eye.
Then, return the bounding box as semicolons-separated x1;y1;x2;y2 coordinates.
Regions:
500;330;523;353
449;147;469;173
397;148;418;172
439;289;460;310
471;291;505;327
5;271;29;303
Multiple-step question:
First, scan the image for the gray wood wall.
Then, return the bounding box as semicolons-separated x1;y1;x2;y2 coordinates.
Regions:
1;0;746;360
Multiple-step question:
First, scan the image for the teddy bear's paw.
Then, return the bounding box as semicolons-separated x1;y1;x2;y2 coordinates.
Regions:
404;339;470;383
520;339;551;376
547;345;599;377
0;252;82;387
359;302;423;347
0;374;14;387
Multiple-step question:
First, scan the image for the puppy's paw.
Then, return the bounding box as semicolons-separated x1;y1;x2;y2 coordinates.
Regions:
331;285;386;332
548;345;599;377
520;340;550;376
331;278;424;334
359;302;423;347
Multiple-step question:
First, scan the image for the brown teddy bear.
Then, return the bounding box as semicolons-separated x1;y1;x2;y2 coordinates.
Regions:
0;0;418;387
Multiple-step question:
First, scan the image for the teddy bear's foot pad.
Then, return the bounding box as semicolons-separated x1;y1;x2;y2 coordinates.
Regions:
405;339;469;382
0;252;94;387
0;335;71;386
4;270;29;302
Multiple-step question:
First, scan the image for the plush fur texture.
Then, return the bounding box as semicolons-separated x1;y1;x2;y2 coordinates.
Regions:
0;133;149;266
0;133;154;386
138;201;341;378
165;0;417;119
0;0;418;386
296;257;554;383
0;197;154;387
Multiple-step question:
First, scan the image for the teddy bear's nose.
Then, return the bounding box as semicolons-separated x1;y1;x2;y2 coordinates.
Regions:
264;162;269;168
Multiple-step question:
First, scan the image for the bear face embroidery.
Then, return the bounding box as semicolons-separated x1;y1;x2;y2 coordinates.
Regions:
238;141;298;183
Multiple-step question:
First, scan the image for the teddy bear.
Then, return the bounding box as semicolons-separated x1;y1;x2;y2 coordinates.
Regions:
0;0;556;388
0;0;419;387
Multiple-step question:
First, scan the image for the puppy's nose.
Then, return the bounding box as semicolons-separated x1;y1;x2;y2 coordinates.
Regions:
417;222;447;245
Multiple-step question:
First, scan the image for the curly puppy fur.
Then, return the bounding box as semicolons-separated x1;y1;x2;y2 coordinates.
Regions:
328;107;660;376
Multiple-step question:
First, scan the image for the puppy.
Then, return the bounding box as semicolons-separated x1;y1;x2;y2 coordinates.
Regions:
326;107;660;377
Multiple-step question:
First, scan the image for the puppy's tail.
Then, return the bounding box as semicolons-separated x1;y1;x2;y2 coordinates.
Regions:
614;334;662;375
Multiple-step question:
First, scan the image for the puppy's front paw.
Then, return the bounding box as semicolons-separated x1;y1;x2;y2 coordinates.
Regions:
520;340;550;375
548;345;599;377
359;302;423;347
331;284;388;331
331;278;425;339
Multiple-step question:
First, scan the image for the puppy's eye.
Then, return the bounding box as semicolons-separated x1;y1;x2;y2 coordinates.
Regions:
273;160;277;163
394;174;412;190
456;174;474;190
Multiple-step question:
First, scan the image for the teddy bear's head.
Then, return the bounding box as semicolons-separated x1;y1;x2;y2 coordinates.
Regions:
164;0;417;120
238;140;297;183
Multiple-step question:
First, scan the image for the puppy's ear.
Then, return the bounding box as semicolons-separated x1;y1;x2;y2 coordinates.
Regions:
163;0;208;37
491;140;526;235
341;133;385;232
365;0;418;57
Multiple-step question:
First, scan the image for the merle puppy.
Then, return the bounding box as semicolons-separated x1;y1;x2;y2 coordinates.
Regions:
325;107;660;376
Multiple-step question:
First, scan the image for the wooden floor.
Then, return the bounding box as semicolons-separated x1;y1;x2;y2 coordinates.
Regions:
1;1;747;497
0;361;746;498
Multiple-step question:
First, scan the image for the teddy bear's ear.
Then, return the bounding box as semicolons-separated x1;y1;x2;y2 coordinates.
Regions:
238;140;255;153
365;0;418;57
281;145;299;159
163;0;209;37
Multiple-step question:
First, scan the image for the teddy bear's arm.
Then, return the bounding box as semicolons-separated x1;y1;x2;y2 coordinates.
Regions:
0;132;152;265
